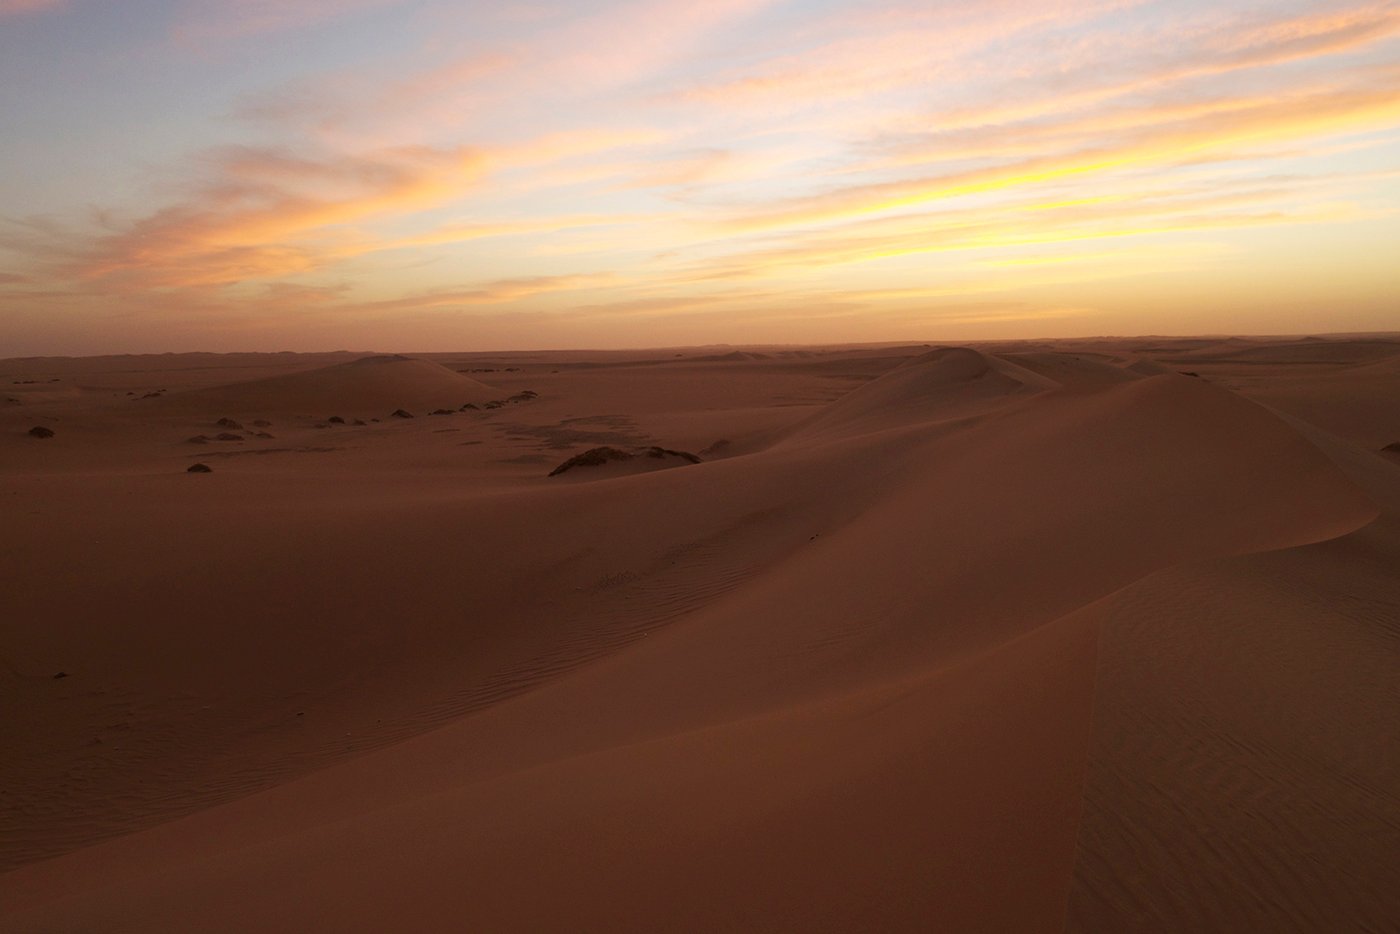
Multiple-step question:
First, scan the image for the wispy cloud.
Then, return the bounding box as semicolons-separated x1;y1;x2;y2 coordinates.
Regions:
4;0;1400;353
0;0;64;16
69;144;487;288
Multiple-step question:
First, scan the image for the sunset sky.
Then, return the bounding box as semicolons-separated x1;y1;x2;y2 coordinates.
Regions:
2;0;1398;354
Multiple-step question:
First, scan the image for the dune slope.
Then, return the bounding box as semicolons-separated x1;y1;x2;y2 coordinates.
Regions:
0;344;1392;932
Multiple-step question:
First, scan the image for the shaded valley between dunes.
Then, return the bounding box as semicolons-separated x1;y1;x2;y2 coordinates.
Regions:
2;337;1398;931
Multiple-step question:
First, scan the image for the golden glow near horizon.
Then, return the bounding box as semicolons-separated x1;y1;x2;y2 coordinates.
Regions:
1;0;1398;354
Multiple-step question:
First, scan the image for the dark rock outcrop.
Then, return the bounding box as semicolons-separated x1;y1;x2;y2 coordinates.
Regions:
27;426;54;439
187;463;213;473
548;445;701;477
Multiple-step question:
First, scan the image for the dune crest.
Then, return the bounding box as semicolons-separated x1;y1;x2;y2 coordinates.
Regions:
784;346;1057;443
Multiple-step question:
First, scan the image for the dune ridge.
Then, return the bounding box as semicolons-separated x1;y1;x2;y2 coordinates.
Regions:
1;339;1396;931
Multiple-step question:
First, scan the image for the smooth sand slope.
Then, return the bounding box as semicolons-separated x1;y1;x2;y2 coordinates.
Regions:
2;338;1397;931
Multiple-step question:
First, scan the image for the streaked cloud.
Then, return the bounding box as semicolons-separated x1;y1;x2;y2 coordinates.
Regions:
2;0;1399;353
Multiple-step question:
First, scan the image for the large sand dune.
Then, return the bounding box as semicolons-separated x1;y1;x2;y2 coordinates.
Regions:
1;337;1397;931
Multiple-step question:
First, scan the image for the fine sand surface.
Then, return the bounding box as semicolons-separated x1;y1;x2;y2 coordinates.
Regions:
2;336;1398;931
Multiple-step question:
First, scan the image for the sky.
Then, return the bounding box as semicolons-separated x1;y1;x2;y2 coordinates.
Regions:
1;0;1398;354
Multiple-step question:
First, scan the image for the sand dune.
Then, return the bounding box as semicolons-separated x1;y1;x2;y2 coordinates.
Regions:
783;346;1055;443
163;354;501;417
1;338;1396;931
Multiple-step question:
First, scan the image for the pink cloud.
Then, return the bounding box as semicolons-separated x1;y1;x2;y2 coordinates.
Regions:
0;0;64;16
65;144;487;288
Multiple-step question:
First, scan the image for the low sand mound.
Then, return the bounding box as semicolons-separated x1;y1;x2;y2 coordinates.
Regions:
785;346;1056;443
691;350;771;362
164;355;499;416
549;445;701;478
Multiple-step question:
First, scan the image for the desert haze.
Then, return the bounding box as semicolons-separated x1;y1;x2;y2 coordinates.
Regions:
1;335;1398;931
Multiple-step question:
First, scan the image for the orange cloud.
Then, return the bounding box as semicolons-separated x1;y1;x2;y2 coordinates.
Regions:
70;145;486;288
686;171;1365;282
355;274;618;312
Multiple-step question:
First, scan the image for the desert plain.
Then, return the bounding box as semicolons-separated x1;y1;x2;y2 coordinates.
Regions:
2;334;1399;931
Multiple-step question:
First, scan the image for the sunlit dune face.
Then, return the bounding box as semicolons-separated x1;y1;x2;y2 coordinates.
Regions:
1;0;1398;353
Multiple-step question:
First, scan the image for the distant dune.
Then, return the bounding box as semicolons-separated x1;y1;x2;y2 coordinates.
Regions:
163;354;500;416
1;337;1397;932
783;346;1056;443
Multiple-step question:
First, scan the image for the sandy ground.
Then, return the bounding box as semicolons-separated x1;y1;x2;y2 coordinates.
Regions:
1;336;1397;931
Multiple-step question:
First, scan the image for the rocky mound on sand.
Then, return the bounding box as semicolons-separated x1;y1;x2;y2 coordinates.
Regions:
27;425;54;439
167;355;499;416
548;446;701;478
